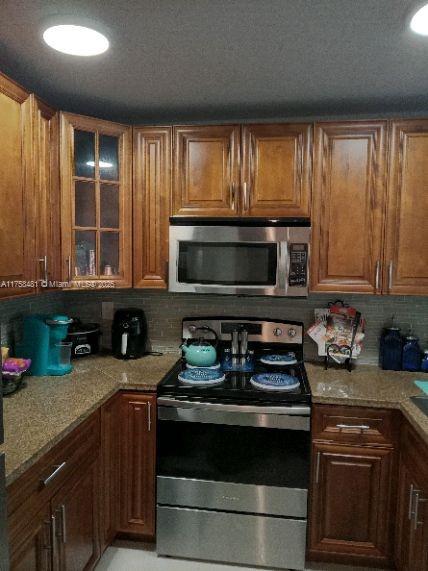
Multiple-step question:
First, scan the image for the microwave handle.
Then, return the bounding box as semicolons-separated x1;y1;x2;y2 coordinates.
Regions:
278;241;288;294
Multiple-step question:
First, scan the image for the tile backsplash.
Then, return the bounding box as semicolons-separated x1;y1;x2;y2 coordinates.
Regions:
1;290;427;364
63;290;428;364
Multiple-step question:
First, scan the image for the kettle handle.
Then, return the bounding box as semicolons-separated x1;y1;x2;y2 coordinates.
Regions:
195;326;218;347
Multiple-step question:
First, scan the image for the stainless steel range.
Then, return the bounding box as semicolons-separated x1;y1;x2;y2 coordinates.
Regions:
157;317;311;571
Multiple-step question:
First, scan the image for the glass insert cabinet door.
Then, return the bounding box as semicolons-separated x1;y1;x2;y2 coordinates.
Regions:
60;113;132;288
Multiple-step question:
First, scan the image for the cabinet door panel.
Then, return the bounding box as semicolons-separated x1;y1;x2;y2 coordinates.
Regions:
309;443;394;566
0;76;35;297
10;504;51;571
119;393;156;539
101;394;121;551
133;127;171;288
51;457;101;571
242;124;311;217
386;120;428;295
60;113;132;288
173;125;239;216
311;122;387;293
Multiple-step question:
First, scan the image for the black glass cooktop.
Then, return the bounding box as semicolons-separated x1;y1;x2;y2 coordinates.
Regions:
158;348;311;406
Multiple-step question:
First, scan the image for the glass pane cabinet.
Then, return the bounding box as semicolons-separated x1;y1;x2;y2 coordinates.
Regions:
61;113;132;288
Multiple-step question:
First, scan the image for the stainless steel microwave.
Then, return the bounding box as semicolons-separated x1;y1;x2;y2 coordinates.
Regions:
168;218;310;297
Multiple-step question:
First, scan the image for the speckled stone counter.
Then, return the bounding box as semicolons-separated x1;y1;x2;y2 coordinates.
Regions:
0;352;179;485
307;362;428;445
2;356;428;486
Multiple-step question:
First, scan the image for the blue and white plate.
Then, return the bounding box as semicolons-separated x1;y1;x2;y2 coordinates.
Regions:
259;353;297;366
250;373;300;392
186;362;221;370
178;368;225;386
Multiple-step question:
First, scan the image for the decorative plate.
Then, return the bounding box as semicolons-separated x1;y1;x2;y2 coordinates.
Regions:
186;362;221;370
178;368;225;386
250;373;300;391
259;353;297;366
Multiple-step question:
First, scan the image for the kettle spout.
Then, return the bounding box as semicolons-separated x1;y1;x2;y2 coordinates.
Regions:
180;343;188;354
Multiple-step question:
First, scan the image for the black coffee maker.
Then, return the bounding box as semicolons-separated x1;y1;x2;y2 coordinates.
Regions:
112;308;147;359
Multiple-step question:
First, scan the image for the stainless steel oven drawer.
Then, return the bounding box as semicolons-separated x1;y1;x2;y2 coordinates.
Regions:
157;475;307;518
157;505;307;570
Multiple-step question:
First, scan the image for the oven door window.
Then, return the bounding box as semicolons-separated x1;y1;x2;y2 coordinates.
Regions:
158;421;310;489
177;242;277;286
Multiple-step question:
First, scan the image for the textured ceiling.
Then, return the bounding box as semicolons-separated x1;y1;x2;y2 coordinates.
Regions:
0;0;427;123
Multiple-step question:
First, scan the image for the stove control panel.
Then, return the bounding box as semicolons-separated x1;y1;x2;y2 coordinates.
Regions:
182;318;303;345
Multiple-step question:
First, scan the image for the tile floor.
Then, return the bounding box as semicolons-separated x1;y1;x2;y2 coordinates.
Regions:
95;541;377;571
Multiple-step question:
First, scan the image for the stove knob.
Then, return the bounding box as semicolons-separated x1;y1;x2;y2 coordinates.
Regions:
288;328;297;338
273;327;283;337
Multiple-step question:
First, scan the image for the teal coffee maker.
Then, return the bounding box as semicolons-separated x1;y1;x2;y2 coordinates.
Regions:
17;315;74;376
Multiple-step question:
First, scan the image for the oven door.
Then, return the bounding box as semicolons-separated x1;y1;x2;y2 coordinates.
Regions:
169;223;310;297
157;400;310;570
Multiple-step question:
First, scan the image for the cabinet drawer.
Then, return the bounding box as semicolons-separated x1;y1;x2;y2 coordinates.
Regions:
8;410;100;541
312;404;397;447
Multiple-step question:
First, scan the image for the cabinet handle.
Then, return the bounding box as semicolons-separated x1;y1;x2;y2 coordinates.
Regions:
148;401;152;432
51;514;57;569
66;256;72;283
43;519;53;552
388;261;393;292
315;451;321;484
408;484;415;520
230;182;236;210
42;461;67;487
375;260;380;292
336;424;370;431
60;504;67;544
413;491;427;530
243;182;249;212
38;255;48;283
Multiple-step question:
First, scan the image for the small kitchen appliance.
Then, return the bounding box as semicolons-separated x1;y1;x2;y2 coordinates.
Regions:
16;315;73;376
157;316;311;571
66;319;101;358
169;217;310;297
180;325;218;366
112;308;147;359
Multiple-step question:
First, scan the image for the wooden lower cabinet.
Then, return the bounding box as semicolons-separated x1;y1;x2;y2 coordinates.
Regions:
10;505;52;571
51;457;101;571
308;443;394;566
308;404;397;568
395;421;428;571
118;392;156;539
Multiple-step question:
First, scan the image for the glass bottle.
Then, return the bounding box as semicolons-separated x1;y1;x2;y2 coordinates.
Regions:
381;327;403;371
402;335;421;372
421;350;428;373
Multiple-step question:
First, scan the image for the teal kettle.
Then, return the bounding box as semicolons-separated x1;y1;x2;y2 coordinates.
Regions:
181;326;218;367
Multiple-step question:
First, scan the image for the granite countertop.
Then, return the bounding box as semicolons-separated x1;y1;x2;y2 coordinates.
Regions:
0;352;179;485
1;355;427;486
306;362;428;445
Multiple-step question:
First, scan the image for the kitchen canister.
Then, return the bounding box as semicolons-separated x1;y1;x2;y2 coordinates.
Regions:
380;327;403;371
402;335;421;372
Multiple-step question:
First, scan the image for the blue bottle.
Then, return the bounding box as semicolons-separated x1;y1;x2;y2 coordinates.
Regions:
420;350;428;373
381;327;403;371
402;335;421;372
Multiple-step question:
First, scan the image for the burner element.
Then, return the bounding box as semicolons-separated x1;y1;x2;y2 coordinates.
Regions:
250;373;300;392
178;368;225;386
259;353;297;366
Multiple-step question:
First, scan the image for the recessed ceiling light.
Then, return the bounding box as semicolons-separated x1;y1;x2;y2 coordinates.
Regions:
410;4;428;35
43;24;109;56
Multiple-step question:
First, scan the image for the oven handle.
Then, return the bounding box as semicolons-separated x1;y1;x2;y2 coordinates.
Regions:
157;397;310;416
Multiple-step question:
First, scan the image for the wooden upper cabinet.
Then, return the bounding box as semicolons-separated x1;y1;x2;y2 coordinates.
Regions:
241;123;312;217
133;127;171;288
385;120;428;295
311;121;387;294
172;125;240;216
0;74;36;297
32;96;61;291
60;113;132;288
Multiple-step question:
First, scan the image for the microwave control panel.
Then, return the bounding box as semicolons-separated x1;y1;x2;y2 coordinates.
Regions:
288;244;308;287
